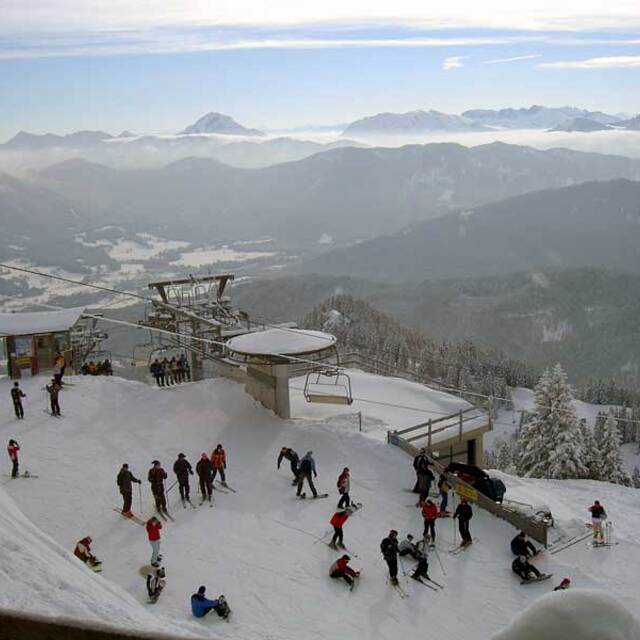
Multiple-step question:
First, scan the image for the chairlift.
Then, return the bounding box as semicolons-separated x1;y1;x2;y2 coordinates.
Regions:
303;368;353;406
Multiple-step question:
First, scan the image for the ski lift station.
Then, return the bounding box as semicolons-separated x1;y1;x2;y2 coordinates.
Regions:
226;327;351;420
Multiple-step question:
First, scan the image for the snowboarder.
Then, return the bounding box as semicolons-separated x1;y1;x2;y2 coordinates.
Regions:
437;473;450;514
149;359;164;387
454;497;473;546
7;439;20;478
296;451;318;498
554;577;571;591
420;498;438;542
146;565;166;603
588;500;607;543
148;460;168;514
398;534;430;580
277;446;299;483
211;444;227;486
10;382;26;419
190;586;230;620
380;529;400;585
46;378;61;416
196;453;214;503
117;463;141;516
329;554;360;588
510;531;538;558
146;517;163;566
336;467;352;509
512;555;541;581
74;536;102;571
173;453;194;504
329;508;351;549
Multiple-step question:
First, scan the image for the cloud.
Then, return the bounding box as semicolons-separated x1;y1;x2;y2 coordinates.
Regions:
443;55;468;70
484;53;542;64
539;55;640;69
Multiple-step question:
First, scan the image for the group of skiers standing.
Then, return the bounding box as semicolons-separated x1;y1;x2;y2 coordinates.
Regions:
149;355;191;387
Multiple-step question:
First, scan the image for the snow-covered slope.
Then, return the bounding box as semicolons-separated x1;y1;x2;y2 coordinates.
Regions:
1;374;639;639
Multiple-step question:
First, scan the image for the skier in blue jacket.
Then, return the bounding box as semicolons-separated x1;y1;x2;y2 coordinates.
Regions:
190;586;230;620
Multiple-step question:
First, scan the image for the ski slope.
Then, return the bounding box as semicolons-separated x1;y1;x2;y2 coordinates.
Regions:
1;374;639;639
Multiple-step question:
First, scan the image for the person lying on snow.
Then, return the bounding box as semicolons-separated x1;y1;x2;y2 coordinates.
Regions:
512;555;541;581
191;586;230;620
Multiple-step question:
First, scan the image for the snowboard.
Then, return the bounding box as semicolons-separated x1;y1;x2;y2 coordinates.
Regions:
521;573;552;585
299;493;329;500
3;472;39;479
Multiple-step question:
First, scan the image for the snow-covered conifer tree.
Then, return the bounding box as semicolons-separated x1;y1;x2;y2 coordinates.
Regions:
579;419;602;480
599;411;632;486
517;364;586;479
632;466;640;489
496;441;513;473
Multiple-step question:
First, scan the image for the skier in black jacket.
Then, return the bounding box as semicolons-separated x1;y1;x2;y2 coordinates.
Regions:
117;463;141;515
277;447;300;484
173;453;194;504
380;529;400;585
148;460;168;513
196;453;214;503
454;498;473;546
510;531;537;558
10;382;26;419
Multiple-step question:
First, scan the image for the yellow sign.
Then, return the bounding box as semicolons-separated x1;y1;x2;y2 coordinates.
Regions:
455;484;479;502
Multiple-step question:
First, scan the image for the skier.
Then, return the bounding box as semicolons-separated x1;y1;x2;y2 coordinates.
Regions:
146;565;166;603
296;451;318;498
329;508;351;549
588;500;607;543
173;453;194;504
420;498;438;543
380;529;400;585
74;536;102;571
453;497;473;546
336;467;352;509
412;448;431;491
196;452;214;503
148;460;168;514
116;463;141;516
277;446;300;484
437;473;450;514
190;586;230;620
149;359;164;387
7;439;20;478
10;382;26;419
211;444;227;486
398;534;429;576
554;578;571;591
329;554;360;588
512;555;541;581
46;378;61;416
510;531;538;558
146;517;163;566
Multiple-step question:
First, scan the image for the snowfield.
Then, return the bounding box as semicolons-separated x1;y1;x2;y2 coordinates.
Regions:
1;374;639;639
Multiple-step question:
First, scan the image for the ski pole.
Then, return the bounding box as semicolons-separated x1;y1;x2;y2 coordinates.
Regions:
313;528;333;544
138;483;143;513
166;479;178;494
433;546;447;576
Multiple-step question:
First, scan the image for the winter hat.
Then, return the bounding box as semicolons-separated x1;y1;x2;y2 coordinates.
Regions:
13;382;18;387
201;452;208;459
152;460;160;465
389;529;398;536
306;451;313;456
198;586;206;594
561;577;571;586
342;554;350;561
178;453;185;458
407;534;414;540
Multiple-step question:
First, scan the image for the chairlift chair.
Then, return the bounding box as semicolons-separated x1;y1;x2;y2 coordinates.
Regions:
303;368;353;406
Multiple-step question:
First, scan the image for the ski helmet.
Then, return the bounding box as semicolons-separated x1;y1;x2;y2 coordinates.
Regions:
342;554;350;561
198;586;206;594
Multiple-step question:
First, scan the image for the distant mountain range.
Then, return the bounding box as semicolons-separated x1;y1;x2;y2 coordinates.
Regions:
296;178;640;282
180;112;265;136
549;118;613;133
342;110;485;135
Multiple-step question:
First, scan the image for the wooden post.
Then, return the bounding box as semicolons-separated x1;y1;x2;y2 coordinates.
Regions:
427;419;432;452
459;409;463;441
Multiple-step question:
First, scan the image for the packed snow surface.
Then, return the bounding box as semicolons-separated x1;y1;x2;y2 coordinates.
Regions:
227;327;336;356
1;374;639;640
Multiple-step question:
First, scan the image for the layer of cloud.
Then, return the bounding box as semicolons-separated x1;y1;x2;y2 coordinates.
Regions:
539;55;640;69
484;53;542;64
443;55;468;70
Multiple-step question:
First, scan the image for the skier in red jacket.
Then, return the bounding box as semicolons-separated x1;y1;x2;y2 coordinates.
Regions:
329;508;351;549
7;439;20;478
329;554;360;588
146;517;163;566
420;498;438;542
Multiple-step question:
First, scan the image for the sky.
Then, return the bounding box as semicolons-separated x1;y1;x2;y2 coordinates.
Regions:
1;1;640;139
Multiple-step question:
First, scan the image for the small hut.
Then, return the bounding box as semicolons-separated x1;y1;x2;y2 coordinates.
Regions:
0;307;85;378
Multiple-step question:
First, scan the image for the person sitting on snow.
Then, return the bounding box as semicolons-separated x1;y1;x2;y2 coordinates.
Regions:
512;555;541;581
74;536;102;570
554;577;571;591
191;586;230;619
329;554;360;588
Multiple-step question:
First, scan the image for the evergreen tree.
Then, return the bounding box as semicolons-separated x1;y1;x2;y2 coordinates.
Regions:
632;466;640;489
517;364;587;479
579;419;602;480
599;411;632;486
496;441;514;473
